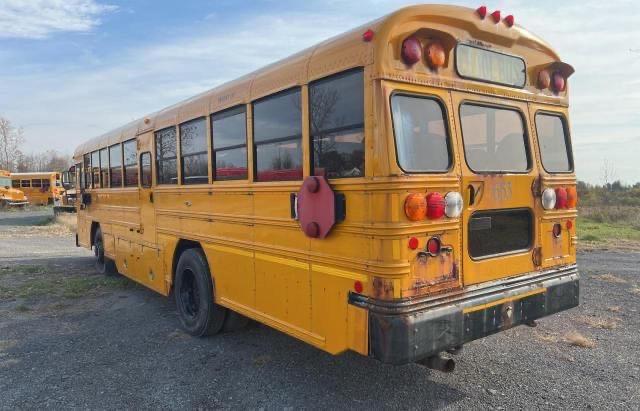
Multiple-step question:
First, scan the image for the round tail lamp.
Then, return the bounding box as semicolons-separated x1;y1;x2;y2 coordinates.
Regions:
552;223;562;238
401;36;422;66
404;193;427;221
566;186;578;208
425;41;446;69
538;70;551;90
426;192;445;219
542;188;556;210
555;187;568;209
444;192;463;218
552;71;566;93
426;237;442;256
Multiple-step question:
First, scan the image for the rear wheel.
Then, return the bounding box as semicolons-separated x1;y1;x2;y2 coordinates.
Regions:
93;227;117;275
174;248;226;336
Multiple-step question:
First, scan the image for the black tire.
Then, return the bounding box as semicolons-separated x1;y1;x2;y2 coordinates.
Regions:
223;310;250;332
93;227;117;276
174;248;226;336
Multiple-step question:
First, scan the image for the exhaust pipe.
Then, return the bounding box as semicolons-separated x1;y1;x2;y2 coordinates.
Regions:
417;354;455;373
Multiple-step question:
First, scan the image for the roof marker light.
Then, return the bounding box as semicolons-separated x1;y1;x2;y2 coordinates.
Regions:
362;29;374;42
538;70;551;89
552;71;566;93
491;10;501;23
425;41;446;69
477;6;487;19
504;15;514;27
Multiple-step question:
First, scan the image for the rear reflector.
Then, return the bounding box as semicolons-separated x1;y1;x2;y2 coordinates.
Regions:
408;237;419;250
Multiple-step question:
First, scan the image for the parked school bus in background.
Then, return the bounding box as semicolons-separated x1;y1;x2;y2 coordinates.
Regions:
0;170;28;208
73;5;579;370
10;172;64;206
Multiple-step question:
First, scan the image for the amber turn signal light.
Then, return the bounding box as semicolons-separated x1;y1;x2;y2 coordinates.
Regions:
404;193;427;221
425;41;445;69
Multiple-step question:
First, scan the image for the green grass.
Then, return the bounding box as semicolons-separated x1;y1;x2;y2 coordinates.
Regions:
577;217;640;243
0;275;133;300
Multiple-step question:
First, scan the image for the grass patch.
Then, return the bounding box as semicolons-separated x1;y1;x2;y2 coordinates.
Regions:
0;275;133;300
565;332;596;348
577;216;640;243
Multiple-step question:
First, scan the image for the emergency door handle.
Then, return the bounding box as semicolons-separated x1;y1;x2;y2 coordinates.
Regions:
467;184;476;206
184;200;192;207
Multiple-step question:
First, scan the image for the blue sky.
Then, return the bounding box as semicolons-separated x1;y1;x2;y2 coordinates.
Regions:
0;0;638;184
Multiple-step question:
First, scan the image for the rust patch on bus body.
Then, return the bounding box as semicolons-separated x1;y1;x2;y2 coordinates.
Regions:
372;277;395;300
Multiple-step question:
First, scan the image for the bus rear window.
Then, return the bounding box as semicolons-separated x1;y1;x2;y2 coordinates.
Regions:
460;104;529;173
535;113;572;173
390;95;450;172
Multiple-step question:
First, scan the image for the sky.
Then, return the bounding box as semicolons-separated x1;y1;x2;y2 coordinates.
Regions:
0;0;638;184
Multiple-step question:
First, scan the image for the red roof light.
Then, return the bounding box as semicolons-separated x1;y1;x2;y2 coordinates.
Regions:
491;10;501;23
477;6;487;19
504;15;514;27
362;29;374;42
401;36;422;66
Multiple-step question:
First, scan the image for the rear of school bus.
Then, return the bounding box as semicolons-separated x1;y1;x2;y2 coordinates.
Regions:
349;5;579;365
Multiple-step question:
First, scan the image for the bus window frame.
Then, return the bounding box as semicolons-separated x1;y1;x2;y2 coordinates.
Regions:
534;110;574;174
155;126;178;186
140;151;153;188
389;91;454;174
458;100;533;175
211;105;249;181
252;86;303;183
179;116;209;185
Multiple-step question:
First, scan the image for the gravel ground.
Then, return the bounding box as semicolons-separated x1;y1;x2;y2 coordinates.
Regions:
0;211;639;410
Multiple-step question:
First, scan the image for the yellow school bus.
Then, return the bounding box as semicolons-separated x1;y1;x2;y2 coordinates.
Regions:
10;172;65;206
0;170;28;207
73;5;578;370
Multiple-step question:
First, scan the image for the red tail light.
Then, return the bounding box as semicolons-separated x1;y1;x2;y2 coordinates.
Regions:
426;192;445;219
477;6;488;19
401;36;422;66
555;188;568;209
426;237;441;256
490;10;501;23
552;72;566;93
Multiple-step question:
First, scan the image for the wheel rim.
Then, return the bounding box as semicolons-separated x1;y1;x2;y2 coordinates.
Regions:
179;268;200;320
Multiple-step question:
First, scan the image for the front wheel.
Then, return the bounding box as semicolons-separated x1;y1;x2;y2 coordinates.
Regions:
93;227;117;275
174;248;226;336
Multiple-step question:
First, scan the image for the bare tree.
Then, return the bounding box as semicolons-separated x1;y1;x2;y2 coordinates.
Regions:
0;116;25;171
601;158;617;190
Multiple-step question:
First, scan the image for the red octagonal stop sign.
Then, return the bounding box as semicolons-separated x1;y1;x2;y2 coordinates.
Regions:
297;176;336;239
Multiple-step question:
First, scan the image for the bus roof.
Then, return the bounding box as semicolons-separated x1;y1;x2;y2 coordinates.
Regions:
10;172;59;178
74;4;566;159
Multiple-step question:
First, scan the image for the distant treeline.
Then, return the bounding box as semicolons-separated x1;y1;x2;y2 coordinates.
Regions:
577;181;640;207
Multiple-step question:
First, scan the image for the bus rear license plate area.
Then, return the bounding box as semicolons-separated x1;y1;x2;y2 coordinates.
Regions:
364;267;579;364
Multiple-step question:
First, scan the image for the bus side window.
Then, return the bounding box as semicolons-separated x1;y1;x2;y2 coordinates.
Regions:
140;152;152;188
155;127;178;185
179;118;208;185
309;68;365;178
109;144;123;188
123;139;138;187
91;150;101;188
253;88;303;182
21;179;30;188
211;106;248;181
84;153;92;188
100;148;109;188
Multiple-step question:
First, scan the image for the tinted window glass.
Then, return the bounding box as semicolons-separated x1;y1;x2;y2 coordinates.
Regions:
11;179;19;188
180;118;208;184
91;151;100;188
140;152;152;188
212;106;247;180
100;148;109;188
253;88;302;181
123;139;138;187
460;104;529;173
155;127;177;185
310;69;364;178
32;179;42;188
391;95;451;172
42;179;50;189
535;114;572;172
83;153;91;188
21;180;30;188
109;144;123;188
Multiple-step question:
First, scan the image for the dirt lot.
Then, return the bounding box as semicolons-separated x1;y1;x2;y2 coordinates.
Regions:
0;210;639;409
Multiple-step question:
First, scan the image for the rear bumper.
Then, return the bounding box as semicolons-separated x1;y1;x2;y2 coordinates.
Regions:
349;265;579;365
3;200;28;206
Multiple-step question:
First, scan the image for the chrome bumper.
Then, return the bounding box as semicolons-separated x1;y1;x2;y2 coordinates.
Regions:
349;265;579;365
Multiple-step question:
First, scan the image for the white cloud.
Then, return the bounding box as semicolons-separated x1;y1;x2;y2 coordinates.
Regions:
0;0;116;39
